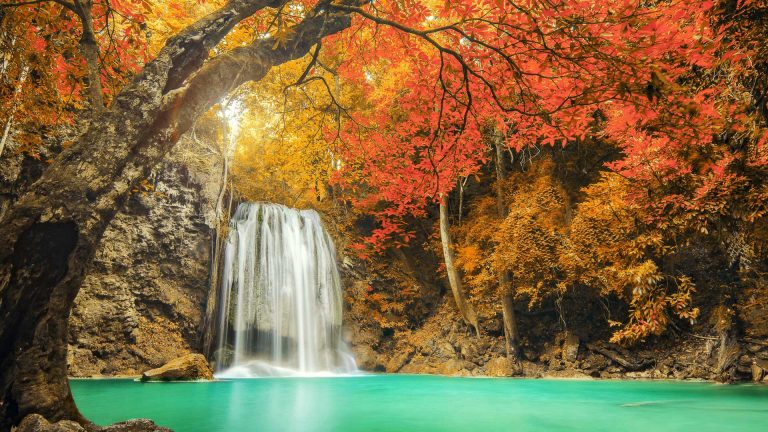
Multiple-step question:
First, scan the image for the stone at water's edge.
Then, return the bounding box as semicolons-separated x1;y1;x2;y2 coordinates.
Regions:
15;415;172;432
140;353;213;381
15;415;84;432
751;358;768;382
484;357;513;377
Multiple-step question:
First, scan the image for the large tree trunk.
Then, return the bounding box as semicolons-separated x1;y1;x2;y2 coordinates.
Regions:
74;1;105;112
439;199;480;335
494;139;520;360
0;1;351;429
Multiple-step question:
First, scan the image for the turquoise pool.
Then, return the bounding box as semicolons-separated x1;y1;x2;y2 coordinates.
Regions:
71;375;768;431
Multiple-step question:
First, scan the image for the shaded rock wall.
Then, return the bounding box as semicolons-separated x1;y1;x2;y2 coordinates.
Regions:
340;241;768;383
67;145;221;377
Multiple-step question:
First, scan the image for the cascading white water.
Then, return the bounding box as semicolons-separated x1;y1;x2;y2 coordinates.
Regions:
214;202;357;377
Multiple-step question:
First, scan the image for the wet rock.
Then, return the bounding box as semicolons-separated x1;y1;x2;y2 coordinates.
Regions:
351;345;380;371
140;353;213;381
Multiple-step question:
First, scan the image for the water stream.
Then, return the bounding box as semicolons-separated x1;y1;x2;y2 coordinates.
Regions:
213;202;356;377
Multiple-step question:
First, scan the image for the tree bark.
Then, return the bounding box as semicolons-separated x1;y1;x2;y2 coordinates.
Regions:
494;138;520;360
73;1;105;112
0;65;27;158
439;198;480;335
0;1;351;429
501;278;520;358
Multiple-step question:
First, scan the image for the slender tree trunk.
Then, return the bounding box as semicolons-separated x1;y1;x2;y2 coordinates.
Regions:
0;2;351;429
0;116;12;158
494;138;521;360
439;198;480;335
0;65;27;158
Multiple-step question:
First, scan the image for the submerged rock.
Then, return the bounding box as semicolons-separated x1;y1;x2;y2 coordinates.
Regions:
140;353;213;381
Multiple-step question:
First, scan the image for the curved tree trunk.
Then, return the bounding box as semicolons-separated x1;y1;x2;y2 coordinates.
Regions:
439;198;480;335
0;1;351;429
494;138;520;360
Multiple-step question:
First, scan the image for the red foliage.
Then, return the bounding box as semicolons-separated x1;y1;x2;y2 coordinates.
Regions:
323;0;726;253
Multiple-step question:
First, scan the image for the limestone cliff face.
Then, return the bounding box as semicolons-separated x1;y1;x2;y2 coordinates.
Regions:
67;144;222;377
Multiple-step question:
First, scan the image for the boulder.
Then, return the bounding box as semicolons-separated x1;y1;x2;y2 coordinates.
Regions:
15;415;172;432
485;357;513;377
351;344;380;371
436;358;474;376
752;358;768;382
15;415;85;432
140;353;213;381
101;419;173;432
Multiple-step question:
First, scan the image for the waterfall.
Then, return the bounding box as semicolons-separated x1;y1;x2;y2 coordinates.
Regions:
214;202;357;377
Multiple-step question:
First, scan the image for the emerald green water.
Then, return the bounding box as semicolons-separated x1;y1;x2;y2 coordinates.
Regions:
71;375;768;431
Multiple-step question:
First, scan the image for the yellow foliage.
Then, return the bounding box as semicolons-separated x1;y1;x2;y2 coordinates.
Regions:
455;155;700;345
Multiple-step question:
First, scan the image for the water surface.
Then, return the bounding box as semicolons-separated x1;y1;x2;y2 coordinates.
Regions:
71;375;768;431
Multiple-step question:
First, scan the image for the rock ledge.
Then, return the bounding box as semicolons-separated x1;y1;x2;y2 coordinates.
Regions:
140;353;213;382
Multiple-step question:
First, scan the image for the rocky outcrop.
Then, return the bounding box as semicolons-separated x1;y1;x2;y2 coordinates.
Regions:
14;415;85;432
344;283;768;382
140;353;213;381
67;142;223;377
15;415;172;432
